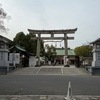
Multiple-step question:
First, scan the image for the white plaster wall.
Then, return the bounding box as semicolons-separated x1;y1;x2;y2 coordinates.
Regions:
29;56;36;67
92;51;100;67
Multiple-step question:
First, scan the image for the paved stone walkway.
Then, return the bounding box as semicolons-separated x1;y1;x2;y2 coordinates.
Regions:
7;65;89;75
2;66;99;99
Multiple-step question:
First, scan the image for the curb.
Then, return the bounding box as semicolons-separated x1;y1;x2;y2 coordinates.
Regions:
0;95;100;100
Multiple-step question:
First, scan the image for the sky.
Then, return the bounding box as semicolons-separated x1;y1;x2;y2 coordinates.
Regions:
0;0;100;49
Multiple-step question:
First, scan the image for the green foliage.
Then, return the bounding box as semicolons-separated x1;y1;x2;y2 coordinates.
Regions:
74;45;92;57
13;32;45;56
45;44;56;60
13;32;25;47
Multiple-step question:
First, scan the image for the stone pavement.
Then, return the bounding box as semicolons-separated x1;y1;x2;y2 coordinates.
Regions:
7;65;90;75
2;66;100;100
0;95;100;100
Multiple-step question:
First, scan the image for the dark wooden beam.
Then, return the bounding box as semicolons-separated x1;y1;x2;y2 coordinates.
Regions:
31;37;74;40
28;28;77;34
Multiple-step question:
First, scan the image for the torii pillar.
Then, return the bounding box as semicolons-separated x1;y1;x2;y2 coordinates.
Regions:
36;34;41;67
64;33;68;67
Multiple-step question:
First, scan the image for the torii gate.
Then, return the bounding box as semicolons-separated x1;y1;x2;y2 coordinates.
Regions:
28;28;77;67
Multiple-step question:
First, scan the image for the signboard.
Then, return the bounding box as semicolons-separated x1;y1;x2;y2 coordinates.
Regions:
9;53;20;64
0;52;4;60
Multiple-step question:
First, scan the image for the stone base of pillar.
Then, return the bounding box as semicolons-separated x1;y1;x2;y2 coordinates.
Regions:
0;66;15;75
64;56;70;67
35;65;41;67
91;67;100;75
64;64;70;67
0;66;7;74
86;66;100;75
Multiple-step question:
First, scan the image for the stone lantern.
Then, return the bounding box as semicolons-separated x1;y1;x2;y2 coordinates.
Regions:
91;38;100;75
0;40;9;74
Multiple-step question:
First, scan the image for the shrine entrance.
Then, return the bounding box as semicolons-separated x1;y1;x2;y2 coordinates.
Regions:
28;28;77;67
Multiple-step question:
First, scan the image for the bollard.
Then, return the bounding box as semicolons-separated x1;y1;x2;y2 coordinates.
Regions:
64;82;75;100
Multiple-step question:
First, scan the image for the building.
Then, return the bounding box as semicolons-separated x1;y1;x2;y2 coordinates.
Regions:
9;45;32;67
55;48;76;65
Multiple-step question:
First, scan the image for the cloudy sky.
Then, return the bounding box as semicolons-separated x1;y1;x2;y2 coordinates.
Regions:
0;0;100;48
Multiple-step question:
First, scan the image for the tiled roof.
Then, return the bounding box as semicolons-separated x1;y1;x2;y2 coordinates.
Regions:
56;48;75;56
0;35;12;43
91;38;100;44
9;45;26;52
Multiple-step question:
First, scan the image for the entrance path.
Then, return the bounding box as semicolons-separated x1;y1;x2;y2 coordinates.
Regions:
8;65;90;75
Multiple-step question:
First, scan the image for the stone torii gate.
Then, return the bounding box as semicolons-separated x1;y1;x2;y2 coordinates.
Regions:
28;28;77;67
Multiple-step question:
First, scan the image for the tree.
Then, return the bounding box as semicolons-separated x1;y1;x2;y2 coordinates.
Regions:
13;32;45;56
74;45;92;57
13;32;26;47
45;44;56;61
0;4;10;33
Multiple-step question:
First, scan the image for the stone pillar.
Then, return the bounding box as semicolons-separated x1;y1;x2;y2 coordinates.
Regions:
64;33;69;67
36;34;41;67
91;41;100;75
92;44;100;67
0;43;9;74
64;34;68;56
